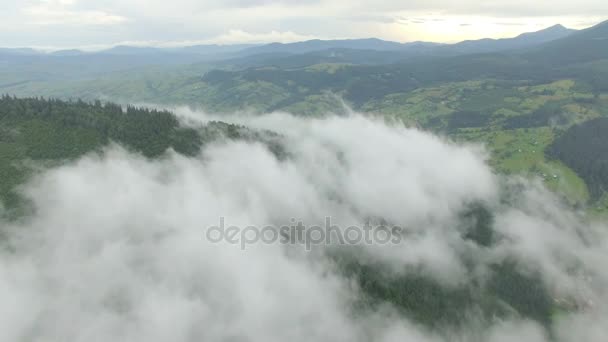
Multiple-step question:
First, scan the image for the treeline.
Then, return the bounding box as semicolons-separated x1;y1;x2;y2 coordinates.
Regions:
547;117;608;199
201;52;571;110
0;96;285;212
334;205;553;330
503;102;567;129
0;95;202;158
0;96;202;211
447;111;493;130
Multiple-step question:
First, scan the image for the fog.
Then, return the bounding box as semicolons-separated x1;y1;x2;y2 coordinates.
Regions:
0;111;606;341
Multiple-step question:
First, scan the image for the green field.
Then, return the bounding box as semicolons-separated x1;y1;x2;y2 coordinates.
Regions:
356;78;608;208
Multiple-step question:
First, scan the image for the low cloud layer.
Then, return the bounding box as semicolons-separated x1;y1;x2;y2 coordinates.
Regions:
0;112;607;341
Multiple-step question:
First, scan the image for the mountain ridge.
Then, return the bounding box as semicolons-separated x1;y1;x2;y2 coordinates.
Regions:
0;23;583;58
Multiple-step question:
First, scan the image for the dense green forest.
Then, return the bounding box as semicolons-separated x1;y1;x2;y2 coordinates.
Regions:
548;117;608;199
332;203;558;332
0;96;284;212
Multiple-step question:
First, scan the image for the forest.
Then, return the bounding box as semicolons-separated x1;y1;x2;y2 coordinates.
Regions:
0;96;283;212
0;95;567;334
548;117;608;199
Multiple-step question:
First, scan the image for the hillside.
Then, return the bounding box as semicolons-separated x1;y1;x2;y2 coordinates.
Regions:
548;117;608;199
0;96;577;333
525;20;608;65
1;21;608;209
239;38;413;55
449;24;575;54
0;96;283;213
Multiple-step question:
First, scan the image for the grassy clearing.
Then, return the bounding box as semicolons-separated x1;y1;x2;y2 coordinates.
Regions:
370;79;604;206
454;127;590;205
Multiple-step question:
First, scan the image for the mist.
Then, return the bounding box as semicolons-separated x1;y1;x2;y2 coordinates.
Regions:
0;110;607;342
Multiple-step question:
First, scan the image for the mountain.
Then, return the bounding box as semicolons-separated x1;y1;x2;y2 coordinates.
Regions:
514;24;576;44
239;38;415;55
2;21;608;212
175;44;258;55
228;25;576;68
524;20;608;65
42;23;579;64
224;48;424;69
100;45;169;55
0;47;41;56
50;49;86;56
448;24;576;54
100;44;258;56
1;21;605;101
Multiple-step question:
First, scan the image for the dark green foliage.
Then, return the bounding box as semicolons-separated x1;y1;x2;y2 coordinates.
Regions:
460;204;495;247
0;96;287;212
170;128;204;156
448;111;493;130
488;261;553;327
0;96;200;158
200;51;568;111
331;204;555;331
337;258;476;328
504;102;567;129
548;117;608;199
589;74;608;94
422;116;446;131
524;20;608;66
200;121;287;159
456;87;522;112
337;254;555;330
0;96;200;211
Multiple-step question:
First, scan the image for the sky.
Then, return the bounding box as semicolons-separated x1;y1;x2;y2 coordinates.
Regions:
0;0;606;49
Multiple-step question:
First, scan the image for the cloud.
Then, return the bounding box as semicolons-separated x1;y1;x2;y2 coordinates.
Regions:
1;110;608;341
205;29;319;44
0;0;606;47
342;0;608;17
23;0;127;26
40;29;320;51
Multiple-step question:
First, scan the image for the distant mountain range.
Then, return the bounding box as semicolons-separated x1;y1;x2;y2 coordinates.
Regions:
0;47;40;55
218;23;580;68
0;23;580;60
237;38;443;55
233;24;576;58
1;20;607;99
99;44;258;56
445;24;575;54
524;20;608;64
3;19;608;220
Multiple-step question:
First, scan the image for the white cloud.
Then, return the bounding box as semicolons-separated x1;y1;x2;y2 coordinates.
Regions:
0;113;493;341
23;0;127;26
205;29;319;44
1;110;608;341
0;0;606;47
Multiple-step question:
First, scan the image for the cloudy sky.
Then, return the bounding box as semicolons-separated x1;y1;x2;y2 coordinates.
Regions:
1;0;606;49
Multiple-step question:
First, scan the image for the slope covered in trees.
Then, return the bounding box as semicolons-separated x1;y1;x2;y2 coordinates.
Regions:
0;94;594;339
0;96;282;211
548;117;608;199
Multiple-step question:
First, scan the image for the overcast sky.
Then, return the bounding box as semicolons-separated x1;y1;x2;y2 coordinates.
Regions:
1;0;606;49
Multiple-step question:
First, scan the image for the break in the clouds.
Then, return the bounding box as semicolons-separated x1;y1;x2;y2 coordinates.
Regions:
0;0;606;48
